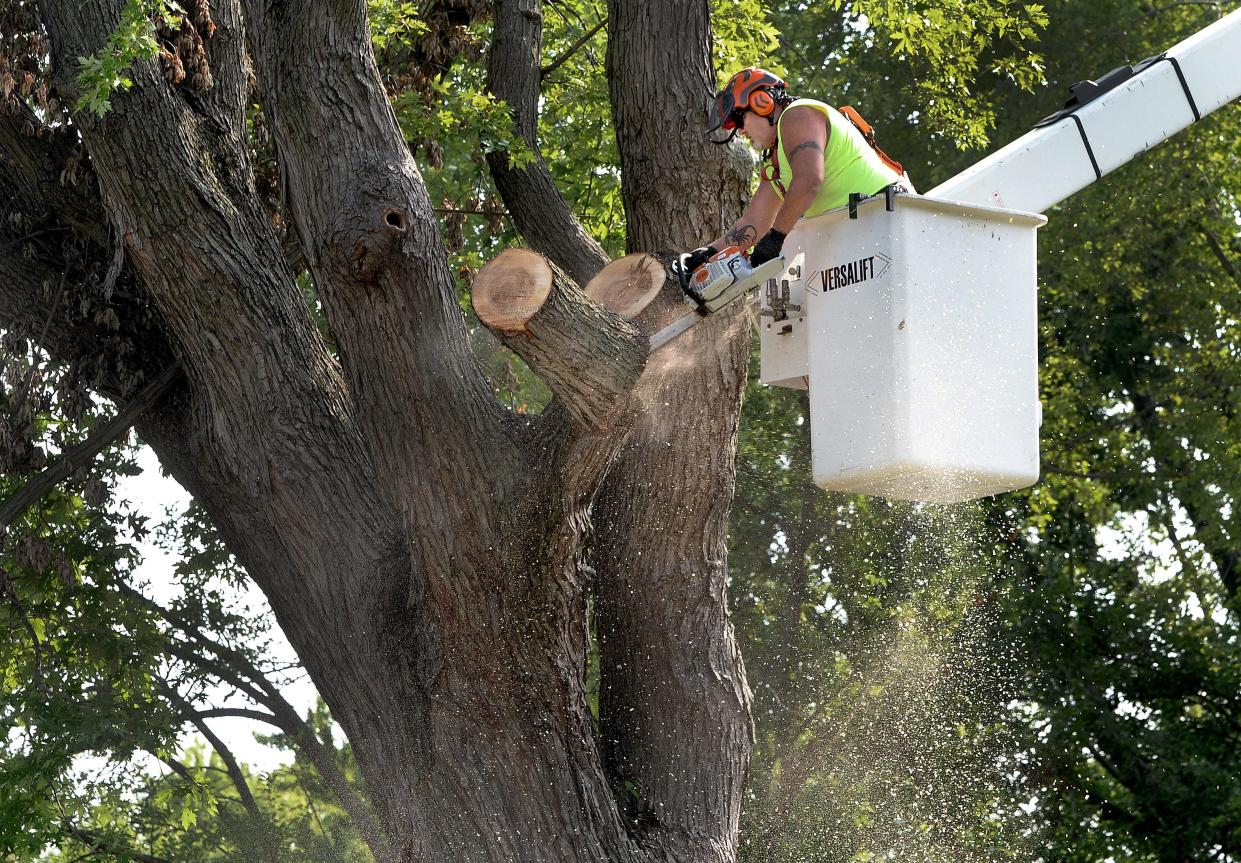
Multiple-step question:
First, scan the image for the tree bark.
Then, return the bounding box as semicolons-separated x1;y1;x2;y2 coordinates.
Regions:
485;0;610;287
592;3;757;860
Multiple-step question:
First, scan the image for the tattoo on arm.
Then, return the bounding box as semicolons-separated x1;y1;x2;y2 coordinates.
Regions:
789;140;823;158
725;224;757;247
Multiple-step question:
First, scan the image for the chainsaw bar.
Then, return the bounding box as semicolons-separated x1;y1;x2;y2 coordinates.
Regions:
649;257;786;350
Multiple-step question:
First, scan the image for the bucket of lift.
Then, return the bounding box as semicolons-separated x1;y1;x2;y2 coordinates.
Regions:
759;188;1047;504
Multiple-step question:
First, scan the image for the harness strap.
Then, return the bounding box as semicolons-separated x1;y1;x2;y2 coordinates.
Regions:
762;142;787;196
839;106;905;177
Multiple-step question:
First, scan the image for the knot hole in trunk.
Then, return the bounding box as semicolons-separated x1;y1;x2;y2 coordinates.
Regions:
384;208;408;234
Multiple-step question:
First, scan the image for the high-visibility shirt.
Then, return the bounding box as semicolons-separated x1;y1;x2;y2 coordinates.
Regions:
764;98;901;218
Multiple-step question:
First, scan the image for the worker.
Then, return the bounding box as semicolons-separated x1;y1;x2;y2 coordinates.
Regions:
684;67;909;281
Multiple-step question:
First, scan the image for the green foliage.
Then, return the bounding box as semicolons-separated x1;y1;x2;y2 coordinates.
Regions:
367;0;428;52
394;78;538;174
991;2;1241;847
0;347;173;856
0;319;371;862
15;0;1241;859
769;0;1047;151
842;0;1048;148
74;0;182;116
34;729;374;863
711;0;785;78
537;1;622;255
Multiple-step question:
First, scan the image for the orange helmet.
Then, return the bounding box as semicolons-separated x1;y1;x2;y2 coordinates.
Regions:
705;67;788;141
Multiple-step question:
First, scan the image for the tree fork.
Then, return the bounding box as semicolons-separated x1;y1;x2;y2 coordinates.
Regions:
473;248;647;430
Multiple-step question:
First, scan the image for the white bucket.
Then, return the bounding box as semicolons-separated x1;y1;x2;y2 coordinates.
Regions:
759;192;1046;503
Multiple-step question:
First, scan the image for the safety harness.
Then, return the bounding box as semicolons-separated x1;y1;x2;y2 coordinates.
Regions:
762;105;904;196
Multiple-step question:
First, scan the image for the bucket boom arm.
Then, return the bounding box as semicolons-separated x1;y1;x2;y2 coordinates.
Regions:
928;8;1241;213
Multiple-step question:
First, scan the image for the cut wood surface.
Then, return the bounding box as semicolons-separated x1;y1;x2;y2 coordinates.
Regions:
471;247;555;332
584;253;666;320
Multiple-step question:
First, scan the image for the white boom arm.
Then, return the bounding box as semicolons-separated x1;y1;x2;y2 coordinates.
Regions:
928;8;1241;212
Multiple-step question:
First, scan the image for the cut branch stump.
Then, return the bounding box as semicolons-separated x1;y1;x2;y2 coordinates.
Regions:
473;248;647;430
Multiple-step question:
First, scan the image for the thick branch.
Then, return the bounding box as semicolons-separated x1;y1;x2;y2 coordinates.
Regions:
0;113;176;399
485;0;610;286
1;364;181;528
591;2;757;858
242;0;520;598
473;248;645;429
606;0;751;252
583;251;714;352
241;4;505;421
583;253;667;323
0;114;106;245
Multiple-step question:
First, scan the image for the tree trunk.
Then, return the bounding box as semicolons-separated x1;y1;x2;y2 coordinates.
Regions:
591;3;757;861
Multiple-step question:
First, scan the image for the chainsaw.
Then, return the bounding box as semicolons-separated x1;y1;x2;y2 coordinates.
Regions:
652;247;786;349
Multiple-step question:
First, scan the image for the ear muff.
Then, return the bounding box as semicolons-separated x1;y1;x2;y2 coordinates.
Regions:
748;89;776;117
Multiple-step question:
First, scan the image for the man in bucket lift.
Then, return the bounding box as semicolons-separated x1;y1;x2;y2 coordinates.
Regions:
681;68;910;312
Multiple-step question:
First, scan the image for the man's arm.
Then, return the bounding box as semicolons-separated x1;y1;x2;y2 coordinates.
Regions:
746;106;829;266
709;181;782;252
770;105;828;234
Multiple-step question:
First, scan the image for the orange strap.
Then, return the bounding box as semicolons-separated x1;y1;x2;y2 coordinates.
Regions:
838;105;905;178
760;139;785;196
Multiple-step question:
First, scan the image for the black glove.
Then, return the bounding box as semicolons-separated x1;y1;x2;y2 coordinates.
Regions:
685;245;718;273
749;228;786;267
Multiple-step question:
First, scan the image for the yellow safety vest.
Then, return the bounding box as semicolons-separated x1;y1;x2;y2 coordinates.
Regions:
763;98;901;218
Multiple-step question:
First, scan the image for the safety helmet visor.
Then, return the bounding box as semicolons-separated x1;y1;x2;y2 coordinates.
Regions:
705;91;744;143
709;88;734;137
